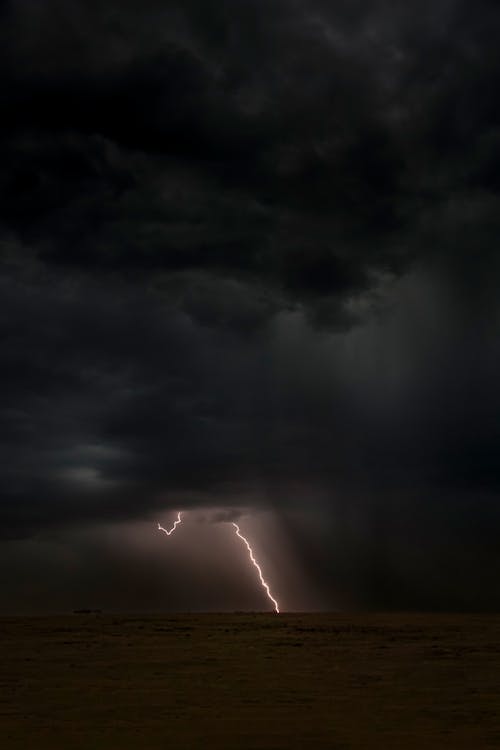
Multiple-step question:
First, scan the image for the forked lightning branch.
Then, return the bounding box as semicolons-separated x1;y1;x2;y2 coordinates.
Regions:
157;512;280;613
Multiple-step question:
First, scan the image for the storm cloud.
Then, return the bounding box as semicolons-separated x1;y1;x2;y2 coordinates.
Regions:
1;0;499;611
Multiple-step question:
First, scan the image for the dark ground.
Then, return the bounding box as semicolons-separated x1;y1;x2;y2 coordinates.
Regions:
0;613;499;749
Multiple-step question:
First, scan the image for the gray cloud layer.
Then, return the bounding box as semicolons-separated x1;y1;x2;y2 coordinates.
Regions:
1;0;499;610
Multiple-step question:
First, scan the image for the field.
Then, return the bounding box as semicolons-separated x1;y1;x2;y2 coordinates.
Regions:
1;613;499;749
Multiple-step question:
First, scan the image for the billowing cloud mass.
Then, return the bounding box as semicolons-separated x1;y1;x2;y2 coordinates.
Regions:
1;0;499;612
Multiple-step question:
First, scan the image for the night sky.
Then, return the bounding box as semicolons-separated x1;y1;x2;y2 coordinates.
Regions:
1;0;499;613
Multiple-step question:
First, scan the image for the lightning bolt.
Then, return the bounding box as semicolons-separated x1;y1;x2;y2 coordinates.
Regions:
232;522;280;614
156;512;280;613
158;511;182;536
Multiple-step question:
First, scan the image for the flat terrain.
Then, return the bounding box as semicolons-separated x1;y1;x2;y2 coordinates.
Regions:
0;613;499;749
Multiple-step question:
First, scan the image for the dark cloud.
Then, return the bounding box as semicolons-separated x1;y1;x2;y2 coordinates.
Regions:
0;0;412;321
0;0;499;611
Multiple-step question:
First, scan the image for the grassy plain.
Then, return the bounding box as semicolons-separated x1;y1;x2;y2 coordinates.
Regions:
0;612;499;749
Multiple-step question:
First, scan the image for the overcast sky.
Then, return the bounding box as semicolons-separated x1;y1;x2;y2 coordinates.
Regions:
1;0;499;613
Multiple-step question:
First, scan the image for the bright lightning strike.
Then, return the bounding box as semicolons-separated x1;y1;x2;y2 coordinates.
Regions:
158;512;182;536
232;522;280;614
156;512;280;614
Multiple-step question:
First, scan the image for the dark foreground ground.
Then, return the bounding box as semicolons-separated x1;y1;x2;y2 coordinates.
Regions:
0;613;499;749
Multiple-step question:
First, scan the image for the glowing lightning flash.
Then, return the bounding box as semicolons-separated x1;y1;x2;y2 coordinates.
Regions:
156;512;280;614
158;512;182;536
232;522;280;614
